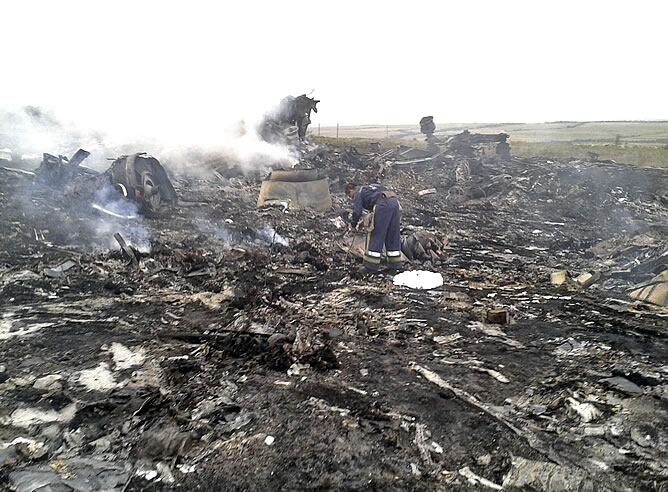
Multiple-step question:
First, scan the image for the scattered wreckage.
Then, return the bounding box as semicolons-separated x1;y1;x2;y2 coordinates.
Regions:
417;115;511;159
13;149;178;216
0;124;666;490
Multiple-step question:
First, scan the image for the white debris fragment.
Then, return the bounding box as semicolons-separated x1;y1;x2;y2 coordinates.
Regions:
503;456;595;489
33;375;63;392
92;202;137;220
484;368;510;384
106;342;145;370
590;459;609;471
74;362;118;391
393;270;444;290
264;435;275;446
136;462;177;483
431;442;444;454
192;398;223;420
584;425;606;436
459;466;502;490
331;216;348;229
167;355;189;361
8;375;36;387
0;437;45;455
346;386;368;395
0;314;55;340
576;272;594;285
304;397;352;417
5;403;77;428
433;333;462;345
176;464;197;474
136;469;158;480
156;462;176;483
287;363;310;377
550;270;567;285
467;322;525;349
567;397;601;422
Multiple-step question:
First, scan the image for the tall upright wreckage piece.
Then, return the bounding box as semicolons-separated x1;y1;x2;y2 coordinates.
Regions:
260;94;320;143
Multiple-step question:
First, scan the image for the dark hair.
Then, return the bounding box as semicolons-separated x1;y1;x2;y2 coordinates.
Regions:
345;183;357;195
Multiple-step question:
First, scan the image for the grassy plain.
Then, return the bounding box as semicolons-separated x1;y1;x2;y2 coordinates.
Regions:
311;121;668;167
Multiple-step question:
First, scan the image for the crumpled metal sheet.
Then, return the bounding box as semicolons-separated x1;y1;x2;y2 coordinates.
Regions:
108;153;178;206
269;169;320;182
502;457;598;491
257;177;332;211
628;270;668;307
10;458;128;492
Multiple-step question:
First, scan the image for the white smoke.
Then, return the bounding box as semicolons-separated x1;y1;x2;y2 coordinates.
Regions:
0;101;301;174
0;95;307;254
194;219;289;249
256;225;289;247
90;185;151;252
91;215;152;253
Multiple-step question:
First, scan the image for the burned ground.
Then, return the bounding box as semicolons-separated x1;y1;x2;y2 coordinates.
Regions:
0;146;666;491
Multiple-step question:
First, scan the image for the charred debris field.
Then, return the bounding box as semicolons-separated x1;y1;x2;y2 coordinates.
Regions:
0;138;667;491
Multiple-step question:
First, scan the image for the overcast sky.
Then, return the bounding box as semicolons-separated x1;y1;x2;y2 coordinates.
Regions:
3;0;666;141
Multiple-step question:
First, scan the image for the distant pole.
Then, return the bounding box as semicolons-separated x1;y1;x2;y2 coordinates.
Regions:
318;123;321;136
386;125;389;138
336;123;339;140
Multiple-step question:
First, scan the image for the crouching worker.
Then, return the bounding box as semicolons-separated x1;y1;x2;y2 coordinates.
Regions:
345;183;402;272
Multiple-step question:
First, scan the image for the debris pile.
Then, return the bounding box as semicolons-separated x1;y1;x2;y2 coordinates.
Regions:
23;149;178;218
0;133;666;490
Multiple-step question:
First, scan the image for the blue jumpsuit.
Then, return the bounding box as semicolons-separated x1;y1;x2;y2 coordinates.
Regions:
351;184;402;270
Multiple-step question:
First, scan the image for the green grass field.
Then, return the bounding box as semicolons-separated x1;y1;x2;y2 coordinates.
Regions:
311;121;668;168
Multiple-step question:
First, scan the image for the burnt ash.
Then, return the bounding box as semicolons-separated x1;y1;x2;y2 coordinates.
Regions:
0;145;667;491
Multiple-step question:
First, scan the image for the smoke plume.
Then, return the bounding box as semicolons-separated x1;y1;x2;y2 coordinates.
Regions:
0;103;299;174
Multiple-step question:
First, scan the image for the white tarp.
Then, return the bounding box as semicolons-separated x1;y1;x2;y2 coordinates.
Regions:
393;270;443;290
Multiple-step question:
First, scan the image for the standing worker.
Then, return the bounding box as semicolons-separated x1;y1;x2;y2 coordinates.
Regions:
345;183;402;272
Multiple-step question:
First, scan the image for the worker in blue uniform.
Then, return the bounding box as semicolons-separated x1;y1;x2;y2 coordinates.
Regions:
345;183;402;272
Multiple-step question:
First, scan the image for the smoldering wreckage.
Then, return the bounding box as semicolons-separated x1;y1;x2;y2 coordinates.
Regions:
0;102;667;492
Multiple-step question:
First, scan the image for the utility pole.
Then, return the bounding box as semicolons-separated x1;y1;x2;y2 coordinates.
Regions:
318;123;321;136
336;123;339;140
